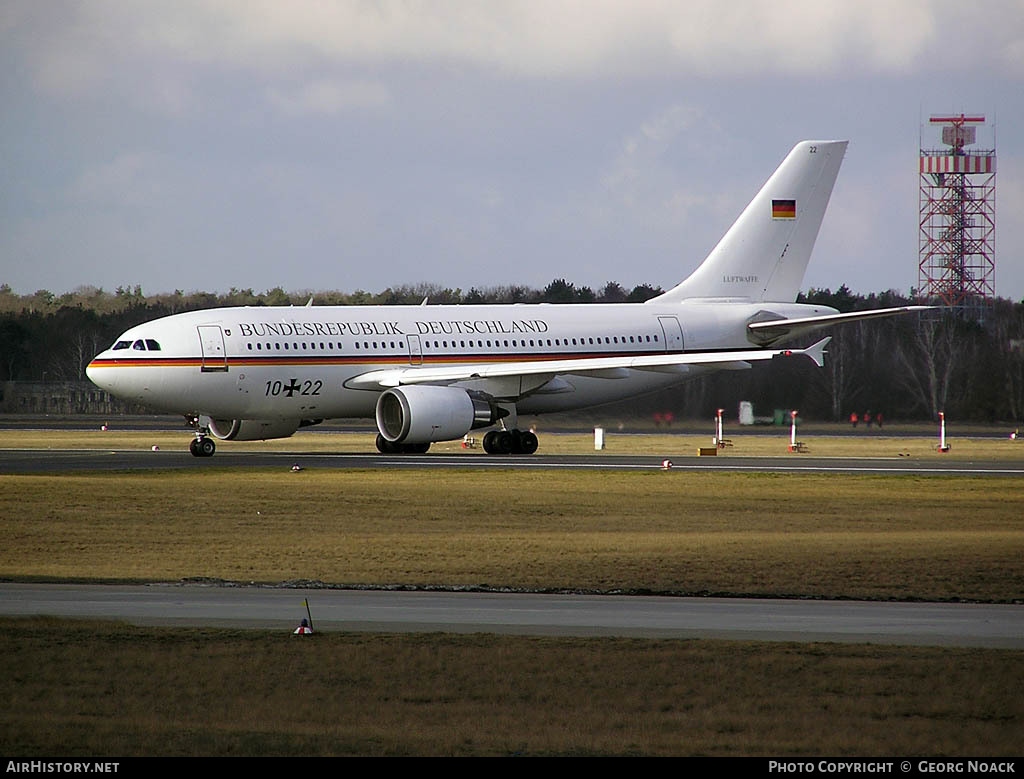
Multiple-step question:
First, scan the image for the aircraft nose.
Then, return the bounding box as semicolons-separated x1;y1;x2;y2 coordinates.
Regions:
86;355;116;393
85;359;99;385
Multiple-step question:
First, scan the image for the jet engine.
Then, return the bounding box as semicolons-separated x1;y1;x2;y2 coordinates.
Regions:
375;385;505;444
206;418;302;441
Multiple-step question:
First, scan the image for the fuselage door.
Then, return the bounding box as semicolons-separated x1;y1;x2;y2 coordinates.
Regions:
198;325;229;372
408;335;423;366
657;316;684;352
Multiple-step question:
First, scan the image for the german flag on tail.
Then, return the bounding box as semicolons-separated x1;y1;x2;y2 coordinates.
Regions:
772;199;796;219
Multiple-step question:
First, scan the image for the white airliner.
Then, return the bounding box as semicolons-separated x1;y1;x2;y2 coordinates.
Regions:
87;140;924;456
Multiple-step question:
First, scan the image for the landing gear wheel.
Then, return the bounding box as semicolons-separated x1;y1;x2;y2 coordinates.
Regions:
518;431;539;455
376;434;429;454
376;433;398;454
494;431;513;454
482;430;499;454
191;437;215;457
482;429;538;455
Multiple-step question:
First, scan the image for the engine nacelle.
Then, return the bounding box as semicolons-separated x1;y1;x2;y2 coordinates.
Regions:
375;385;504;444
206;417;301;441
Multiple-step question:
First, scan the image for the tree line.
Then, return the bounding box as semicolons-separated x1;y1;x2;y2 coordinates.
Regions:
1;282;1022;422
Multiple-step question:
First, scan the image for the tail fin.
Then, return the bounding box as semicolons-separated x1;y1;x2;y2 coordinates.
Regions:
650;140;847;304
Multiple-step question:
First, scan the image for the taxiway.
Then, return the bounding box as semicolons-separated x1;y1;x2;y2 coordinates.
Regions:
2;447;1023;475
2;583;1021;648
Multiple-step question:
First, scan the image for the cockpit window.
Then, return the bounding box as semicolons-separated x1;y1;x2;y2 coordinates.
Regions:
145;339;161;351
133;340;146;350
112;340;131;350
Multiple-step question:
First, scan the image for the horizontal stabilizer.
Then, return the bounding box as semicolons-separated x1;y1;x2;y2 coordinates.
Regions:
748;306;931;345
802;337;830;368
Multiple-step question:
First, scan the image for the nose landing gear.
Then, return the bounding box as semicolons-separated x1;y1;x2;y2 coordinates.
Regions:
189;436;216;457
185;415;216;457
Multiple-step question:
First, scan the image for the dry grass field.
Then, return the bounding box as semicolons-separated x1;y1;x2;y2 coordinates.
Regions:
1;465;1022;601
2;617;1022;757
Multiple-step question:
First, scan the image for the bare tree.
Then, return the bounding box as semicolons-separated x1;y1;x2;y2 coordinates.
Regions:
894;316;959;417
815;325;864;421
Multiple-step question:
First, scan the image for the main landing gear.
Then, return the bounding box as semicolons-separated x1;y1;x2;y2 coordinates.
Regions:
373;429;539;455
482;429;538;455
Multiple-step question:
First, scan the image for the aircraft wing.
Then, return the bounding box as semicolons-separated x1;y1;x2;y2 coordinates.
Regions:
345;338;830;390
748;306;931;344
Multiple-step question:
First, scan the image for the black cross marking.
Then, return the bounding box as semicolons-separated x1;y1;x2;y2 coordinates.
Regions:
283;379;301;398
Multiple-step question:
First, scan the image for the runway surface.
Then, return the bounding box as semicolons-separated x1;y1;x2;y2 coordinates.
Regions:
2;583;1021;648
3;447;1023;475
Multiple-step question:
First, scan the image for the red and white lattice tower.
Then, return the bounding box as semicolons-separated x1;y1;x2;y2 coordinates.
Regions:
919;114;996;317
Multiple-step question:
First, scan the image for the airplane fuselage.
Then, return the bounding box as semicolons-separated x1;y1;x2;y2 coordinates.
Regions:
86;299;836;420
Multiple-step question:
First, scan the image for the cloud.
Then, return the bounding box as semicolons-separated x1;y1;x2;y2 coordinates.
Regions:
599;104;736;232
267;79;392;116
67;152;165;209
10;0;1024;103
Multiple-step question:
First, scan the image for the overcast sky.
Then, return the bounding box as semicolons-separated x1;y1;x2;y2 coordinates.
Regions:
2;1;1022;300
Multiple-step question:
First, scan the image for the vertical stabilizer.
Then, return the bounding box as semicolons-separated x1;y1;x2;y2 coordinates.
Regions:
650;140;847;304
